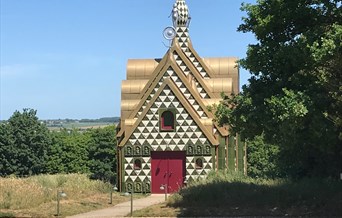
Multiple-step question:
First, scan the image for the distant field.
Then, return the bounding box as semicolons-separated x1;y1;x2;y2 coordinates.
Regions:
40;117;120;131
47;122;118;131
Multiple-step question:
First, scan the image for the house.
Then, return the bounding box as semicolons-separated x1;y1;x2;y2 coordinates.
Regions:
116;0;246;194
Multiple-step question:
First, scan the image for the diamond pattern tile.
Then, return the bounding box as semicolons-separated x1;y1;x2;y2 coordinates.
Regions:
175;1;189;27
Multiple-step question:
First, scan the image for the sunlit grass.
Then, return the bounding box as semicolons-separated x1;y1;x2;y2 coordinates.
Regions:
0;174;130;217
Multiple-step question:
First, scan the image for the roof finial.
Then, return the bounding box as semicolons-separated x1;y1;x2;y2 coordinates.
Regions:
171;0;190;28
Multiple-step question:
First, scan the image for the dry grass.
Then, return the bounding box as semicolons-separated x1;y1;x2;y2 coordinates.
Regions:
132;202;179;217
0;174;131;217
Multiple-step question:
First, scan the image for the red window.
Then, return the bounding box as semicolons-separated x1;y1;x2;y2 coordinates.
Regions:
161;111;174;130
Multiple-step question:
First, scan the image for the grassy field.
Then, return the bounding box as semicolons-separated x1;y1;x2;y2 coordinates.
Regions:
2;172;341;217
133;171;342;217
47;122;113;131
0;174;133;218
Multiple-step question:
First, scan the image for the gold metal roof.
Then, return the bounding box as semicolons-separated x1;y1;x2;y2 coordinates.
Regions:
203;57;239;94
126;59;160;80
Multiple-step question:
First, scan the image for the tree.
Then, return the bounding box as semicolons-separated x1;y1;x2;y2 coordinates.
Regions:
0;109;51;176
217;0;341;178
87;126;117;183
46;129;91;174
46;126;117;182
246;135;282;178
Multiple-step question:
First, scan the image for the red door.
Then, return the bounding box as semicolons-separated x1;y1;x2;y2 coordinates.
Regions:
151;151;186;193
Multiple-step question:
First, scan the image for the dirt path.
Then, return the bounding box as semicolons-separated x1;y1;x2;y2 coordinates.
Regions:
66;194;165;218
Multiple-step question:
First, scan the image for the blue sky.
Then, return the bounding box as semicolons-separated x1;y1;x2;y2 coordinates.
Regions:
0;0;257;120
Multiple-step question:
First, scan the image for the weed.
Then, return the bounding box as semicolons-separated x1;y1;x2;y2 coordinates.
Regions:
0;212;15;218
1;191;11;209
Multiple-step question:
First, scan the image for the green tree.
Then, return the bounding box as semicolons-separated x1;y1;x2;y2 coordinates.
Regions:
46;129;91;174
246;135;281;178
217;0;341;178
0;109;51;176
87;126;117;183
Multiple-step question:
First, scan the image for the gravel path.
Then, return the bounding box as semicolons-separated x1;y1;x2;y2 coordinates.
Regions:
66;194;165;218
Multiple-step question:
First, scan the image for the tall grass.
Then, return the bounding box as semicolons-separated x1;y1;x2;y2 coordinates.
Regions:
0;174;112;210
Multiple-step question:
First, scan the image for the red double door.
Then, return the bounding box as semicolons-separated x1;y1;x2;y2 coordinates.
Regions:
151;151;186;193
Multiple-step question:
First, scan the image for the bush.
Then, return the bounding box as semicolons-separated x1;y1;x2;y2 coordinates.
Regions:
167;171;342;216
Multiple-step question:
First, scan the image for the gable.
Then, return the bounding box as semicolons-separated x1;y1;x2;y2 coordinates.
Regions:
125;84;211;151
119;79;219;147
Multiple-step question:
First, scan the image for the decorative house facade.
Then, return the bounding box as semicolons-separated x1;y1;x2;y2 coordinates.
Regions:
116;0;246;194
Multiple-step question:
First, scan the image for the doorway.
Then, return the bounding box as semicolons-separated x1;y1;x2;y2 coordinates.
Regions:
151;151;186;193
